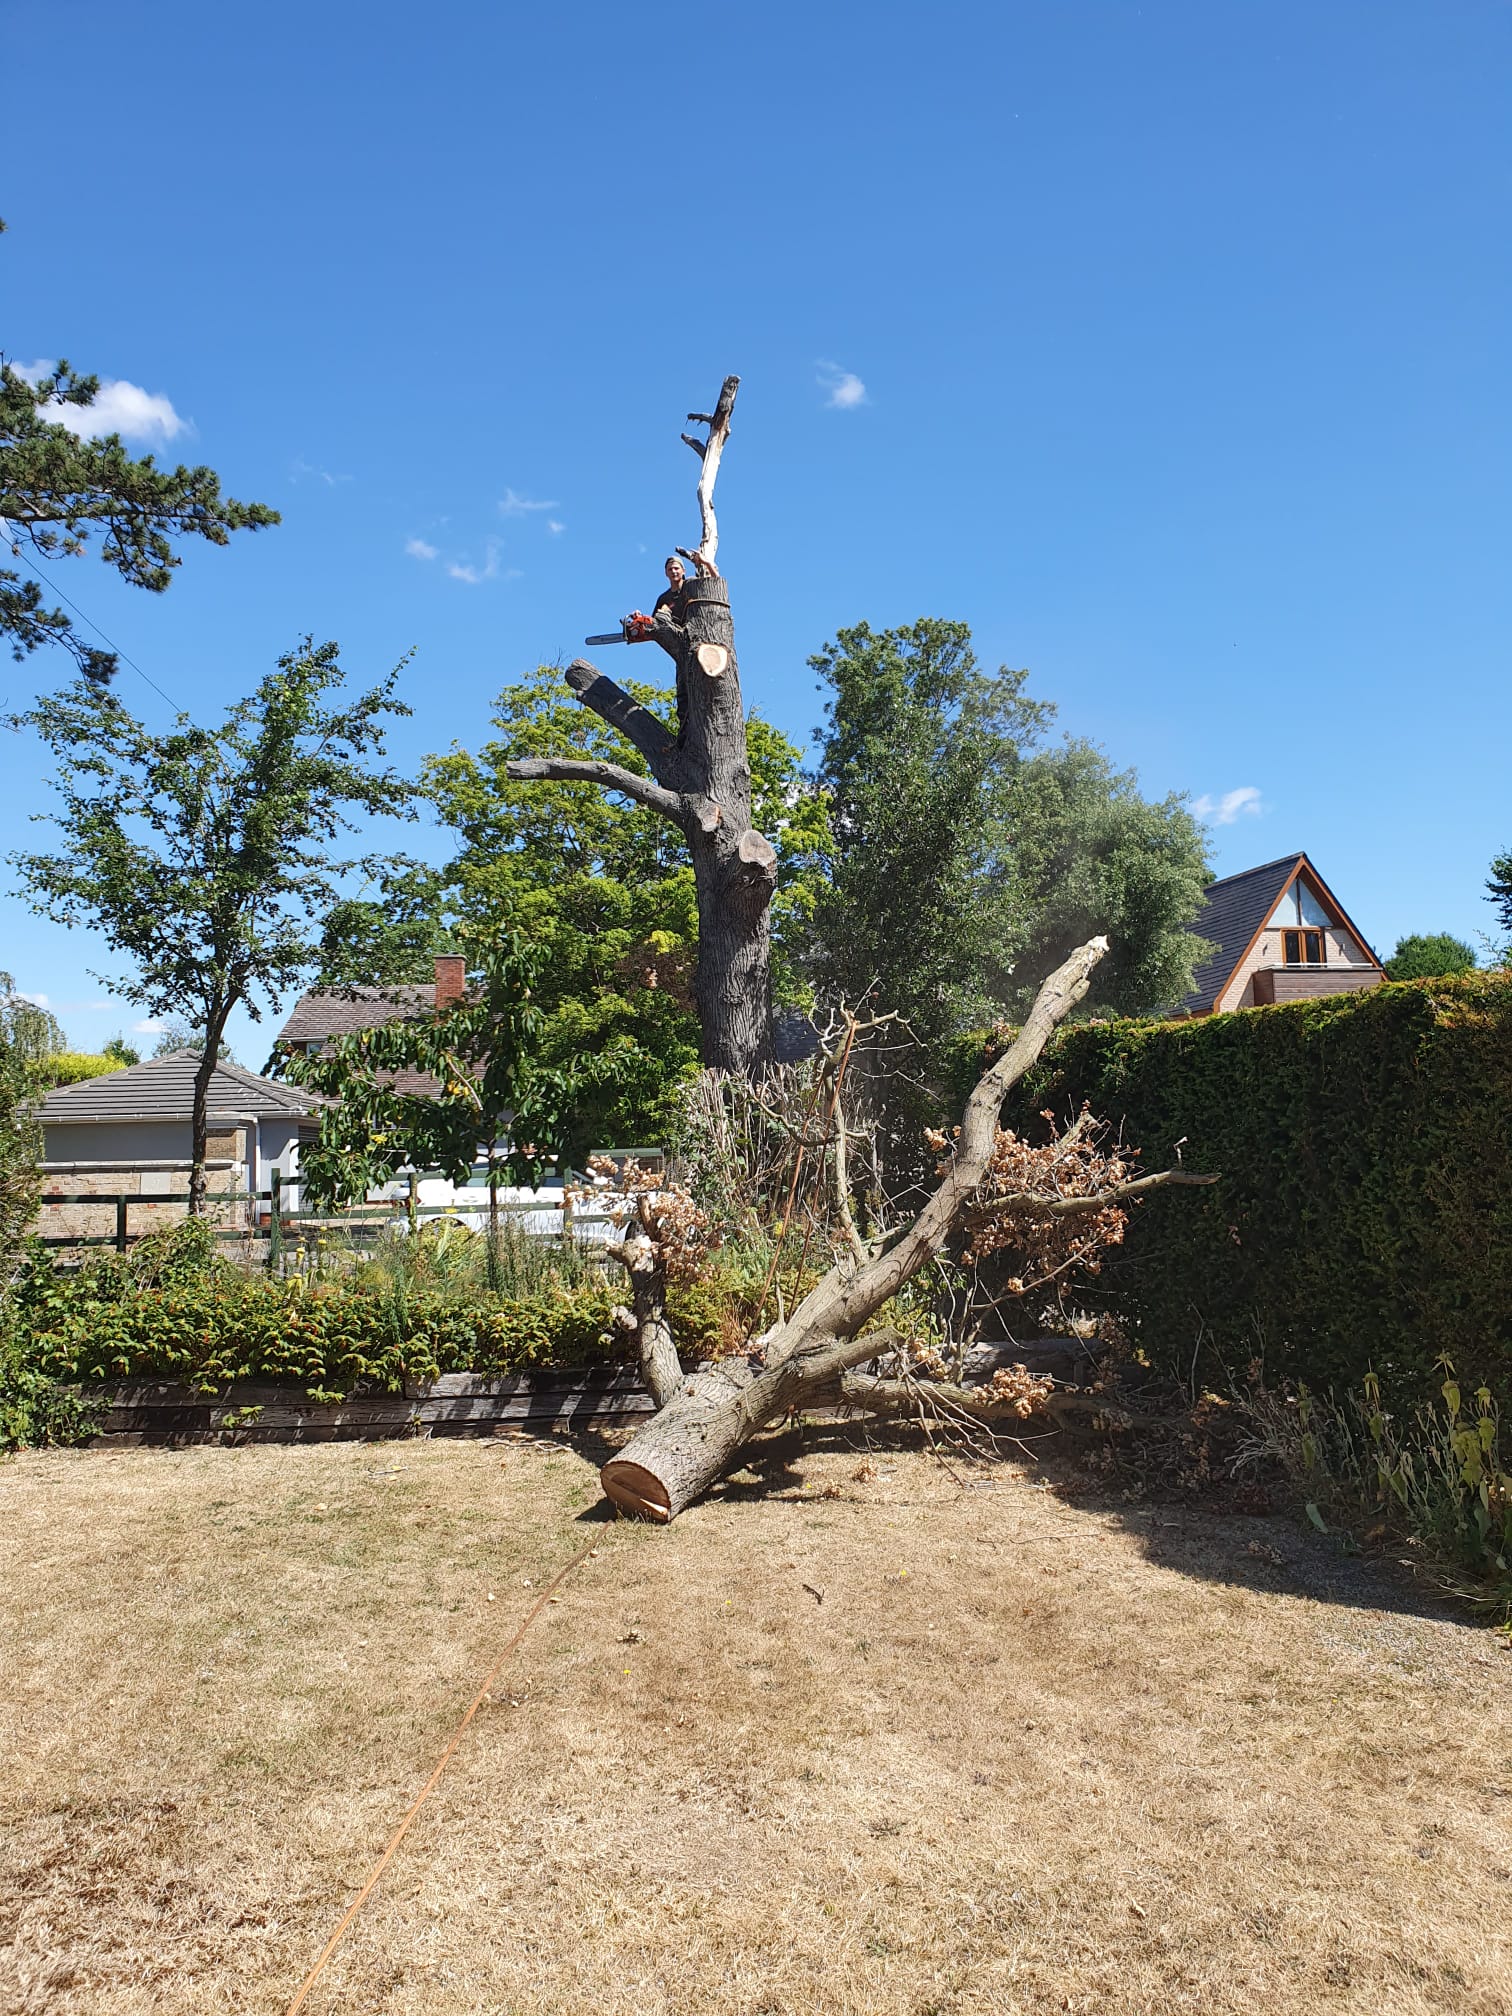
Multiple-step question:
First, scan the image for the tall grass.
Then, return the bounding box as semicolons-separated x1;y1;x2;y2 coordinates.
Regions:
1241;1357;1512;1620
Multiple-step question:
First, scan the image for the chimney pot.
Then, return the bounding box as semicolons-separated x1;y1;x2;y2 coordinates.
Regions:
434;955;467;1009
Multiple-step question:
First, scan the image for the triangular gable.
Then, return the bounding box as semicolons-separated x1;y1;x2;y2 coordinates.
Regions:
1176;853;1383;1016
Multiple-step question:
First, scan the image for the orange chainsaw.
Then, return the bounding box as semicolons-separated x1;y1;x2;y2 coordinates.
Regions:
584;611;657;646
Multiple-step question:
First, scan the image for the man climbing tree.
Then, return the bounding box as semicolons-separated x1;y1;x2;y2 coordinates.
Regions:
504;377;1213;1520
506;378;780;1073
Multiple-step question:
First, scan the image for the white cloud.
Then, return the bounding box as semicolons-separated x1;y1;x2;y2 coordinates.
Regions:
547;519;566;536
18;991;49;1008
132;1017;169;1034
499;488;559;515
293;457;350;486
1193;786;1265;826
447;539;503;584
19;360;190;445
405;536;439;561
817;360;868;410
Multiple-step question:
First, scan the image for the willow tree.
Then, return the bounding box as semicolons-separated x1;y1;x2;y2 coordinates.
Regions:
506;378;778;1072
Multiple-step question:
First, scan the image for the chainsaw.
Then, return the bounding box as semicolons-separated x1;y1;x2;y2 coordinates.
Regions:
584;611;657;646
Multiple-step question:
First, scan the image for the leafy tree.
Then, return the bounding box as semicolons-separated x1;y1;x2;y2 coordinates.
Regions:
37;1052;129;1087
10;640;412;1211
416;666;830;1144
806;619;1210;1048
284;930;604;1267
149;1022;235;1063
1488;850;1512;945
1;270;278;688
1384;932;1478;982
102;1033;140;1066
0;972;55;1275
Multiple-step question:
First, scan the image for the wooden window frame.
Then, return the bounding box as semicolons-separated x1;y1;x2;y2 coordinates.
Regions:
1282;928;1326;967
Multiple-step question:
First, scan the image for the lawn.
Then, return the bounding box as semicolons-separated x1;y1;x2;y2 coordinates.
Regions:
2;1431;1510;2014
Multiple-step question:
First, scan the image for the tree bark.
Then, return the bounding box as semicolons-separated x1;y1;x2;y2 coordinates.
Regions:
503;376;777;1075
187;1003;231;1218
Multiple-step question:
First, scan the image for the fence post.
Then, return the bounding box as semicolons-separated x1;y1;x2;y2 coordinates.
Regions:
408;1169;419;1235
115;1195;128;1254
269;1170;283;1273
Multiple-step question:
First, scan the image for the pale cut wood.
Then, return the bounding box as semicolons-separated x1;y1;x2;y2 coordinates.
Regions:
694;642;729;678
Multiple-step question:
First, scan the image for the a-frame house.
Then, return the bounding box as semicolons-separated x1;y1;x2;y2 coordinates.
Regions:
1176;853;1385;1017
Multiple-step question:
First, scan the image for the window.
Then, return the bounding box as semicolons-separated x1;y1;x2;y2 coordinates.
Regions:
1282;929;1325;966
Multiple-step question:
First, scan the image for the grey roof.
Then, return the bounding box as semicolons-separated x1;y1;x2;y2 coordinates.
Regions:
1176;855;1303;1015
277;983;433;1044
40;1050;326;1125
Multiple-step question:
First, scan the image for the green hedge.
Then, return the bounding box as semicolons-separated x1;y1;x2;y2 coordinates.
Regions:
1005;973;1512;1401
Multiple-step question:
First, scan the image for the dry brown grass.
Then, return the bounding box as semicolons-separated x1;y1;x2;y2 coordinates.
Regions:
3;1430;1511;2015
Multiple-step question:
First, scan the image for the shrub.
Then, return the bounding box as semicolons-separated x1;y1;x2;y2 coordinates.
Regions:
38;1052;129;1087
3;1219;751;1411
1003;972;1512;1404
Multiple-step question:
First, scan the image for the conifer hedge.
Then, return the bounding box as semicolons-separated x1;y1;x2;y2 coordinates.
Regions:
1006;973;1512;1400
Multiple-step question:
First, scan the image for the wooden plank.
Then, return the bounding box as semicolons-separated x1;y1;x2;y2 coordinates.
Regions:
86;1364;658;1444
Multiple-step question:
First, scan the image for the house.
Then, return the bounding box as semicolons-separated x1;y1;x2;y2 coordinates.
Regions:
1176;853;1385;1016
36;1050;326;1239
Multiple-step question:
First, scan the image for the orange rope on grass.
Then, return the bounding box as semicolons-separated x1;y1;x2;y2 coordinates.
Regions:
283;1530;604;2015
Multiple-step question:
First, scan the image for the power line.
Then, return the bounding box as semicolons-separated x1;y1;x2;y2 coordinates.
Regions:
20;555;178;707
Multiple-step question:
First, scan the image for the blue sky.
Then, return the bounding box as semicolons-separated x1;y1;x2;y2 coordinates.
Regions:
4;0;1509;1060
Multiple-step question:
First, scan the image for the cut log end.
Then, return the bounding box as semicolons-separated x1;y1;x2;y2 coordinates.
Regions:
736;828;778;873
601;1459;672;1522
694;642;729;678
564;659;600;694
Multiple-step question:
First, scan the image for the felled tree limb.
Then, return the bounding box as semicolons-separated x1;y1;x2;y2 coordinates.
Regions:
600;937;1121;1520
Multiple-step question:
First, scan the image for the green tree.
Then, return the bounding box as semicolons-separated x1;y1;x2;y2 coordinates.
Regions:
0;972;59;1275
1;302;277;688
10;640;412;1211
417;666;830;1144
1384;932;1478;982
284;930;603;1267
806;619;1210;1047
1488;850;1512;945
102;1033;140;1066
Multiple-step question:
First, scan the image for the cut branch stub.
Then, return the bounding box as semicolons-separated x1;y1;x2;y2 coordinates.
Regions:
695;642;729;678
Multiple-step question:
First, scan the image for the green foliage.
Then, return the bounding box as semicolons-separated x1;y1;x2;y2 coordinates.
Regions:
1384;932;1477;981
102;1034;140;1066
285;928;603;1205
0;974;49;1277
2;1219;746;1411
9;640;413;1193
1009;972;1512;1403
805;619;1211;1045
415;666;830;1143
37;1051;127;1087
0;350;277;687
1248;1363;1512;1620
1488;849;1512;944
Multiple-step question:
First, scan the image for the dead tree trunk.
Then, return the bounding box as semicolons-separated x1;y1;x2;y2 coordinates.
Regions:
600;936;1216;1521
504;375;776;1073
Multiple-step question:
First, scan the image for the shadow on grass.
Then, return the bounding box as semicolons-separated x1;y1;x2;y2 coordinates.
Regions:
555;1410;1479;1631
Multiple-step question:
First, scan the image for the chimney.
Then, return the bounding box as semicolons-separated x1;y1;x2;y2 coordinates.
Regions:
434;955;467;1009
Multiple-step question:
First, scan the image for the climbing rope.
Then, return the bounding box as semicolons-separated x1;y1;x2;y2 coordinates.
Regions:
283;1530;604;2015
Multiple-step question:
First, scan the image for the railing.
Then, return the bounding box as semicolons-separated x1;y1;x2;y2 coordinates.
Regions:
33;1161;657;1256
